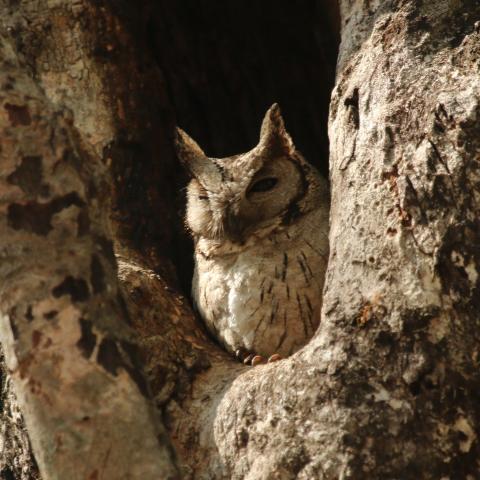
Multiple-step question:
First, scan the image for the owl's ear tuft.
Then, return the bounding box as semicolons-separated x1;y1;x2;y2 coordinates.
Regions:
175;127;206;166
258;103;295;156
175;127;221;188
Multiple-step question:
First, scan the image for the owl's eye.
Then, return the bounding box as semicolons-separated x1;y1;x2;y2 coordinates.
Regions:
198;195;208;200
248;177;278;194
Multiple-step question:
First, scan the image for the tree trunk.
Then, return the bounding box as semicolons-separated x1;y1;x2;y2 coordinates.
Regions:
1;0;480;479
0;33;178;479
170;1;480;478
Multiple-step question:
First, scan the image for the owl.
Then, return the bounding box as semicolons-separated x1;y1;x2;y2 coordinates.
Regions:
176;104;329;365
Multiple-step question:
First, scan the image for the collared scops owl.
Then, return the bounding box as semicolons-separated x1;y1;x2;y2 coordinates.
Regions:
176;104;329;363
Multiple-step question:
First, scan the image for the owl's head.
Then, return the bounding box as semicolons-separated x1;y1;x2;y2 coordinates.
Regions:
176;104;324;244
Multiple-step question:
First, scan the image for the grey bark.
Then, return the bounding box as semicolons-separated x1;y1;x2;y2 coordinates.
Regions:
1;0;480;479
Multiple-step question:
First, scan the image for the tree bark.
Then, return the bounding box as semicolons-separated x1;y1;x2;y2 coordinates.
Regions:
325;1;480;476
0;34;178;479
2;0;480;479
0;1;213;477
170;1;480;478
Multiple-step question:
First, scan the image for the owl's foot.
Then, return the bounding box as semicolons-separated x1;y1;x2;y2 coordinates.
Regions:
268;353;282;363
235;348;251;364
235;348;282;366
235;348;265;366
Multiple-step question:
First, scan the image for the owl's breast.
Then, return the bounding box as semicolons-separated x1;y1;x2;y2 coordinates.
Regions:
192;216;328;358
193;250;264;348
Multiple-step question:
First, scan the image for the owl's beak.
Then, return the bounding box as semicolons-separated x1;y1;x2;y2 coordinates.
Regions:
224;211;246;244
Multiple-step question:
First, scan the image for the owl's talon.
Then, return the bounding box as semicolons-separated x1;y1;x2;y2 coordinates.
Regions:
235;348;249;361
268;354;282;363
243;353;255;365
251;355;266;366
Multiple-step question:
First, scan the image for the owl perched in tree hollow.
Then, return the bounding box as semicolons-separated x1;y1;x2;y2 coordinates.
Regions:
176;104;329;365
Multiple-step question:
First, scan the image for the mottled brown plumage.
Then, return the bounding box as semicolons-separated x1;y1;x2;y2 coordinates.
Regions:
176;104;329;360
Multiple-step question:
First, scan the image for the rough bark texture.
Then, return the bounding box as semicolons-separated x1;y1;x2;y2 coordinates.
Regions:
325;0;480;476
171;1;480;478
0;1;185;477
2;0;479;479
2;0;181;278
0;349;40;480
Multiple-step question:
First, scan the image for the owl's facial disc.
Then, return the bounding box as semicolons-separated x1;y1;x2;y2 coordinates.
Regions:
181;104;311;244
214;154;305;244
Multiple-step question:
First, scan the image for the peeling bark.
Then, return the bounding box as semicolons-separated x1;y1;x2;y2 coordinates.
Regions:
0;37;177;479
0;1;186;476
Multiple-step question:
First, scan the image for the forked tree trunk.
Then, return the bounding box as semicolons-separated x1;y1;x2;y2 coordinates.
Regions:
1;1;480;479
171;2;480;477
